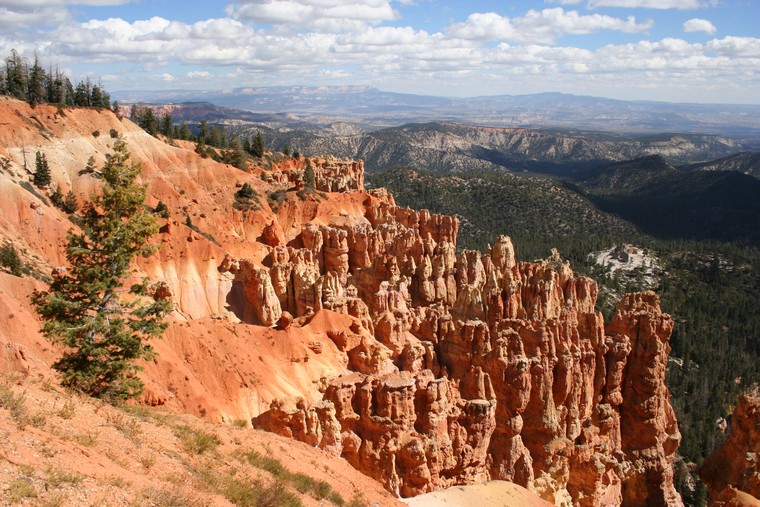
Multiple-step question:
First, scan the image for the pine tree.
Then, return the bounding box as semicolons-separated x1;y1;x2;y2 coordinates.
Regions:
27;55;46;107
140;107;158;136
179;121;191;140
5;49;27;100
230;137;247;170
32;139;169;400
159;113;172;138
34;151;51;187
74;79;91;106
0;242;23;276
251;131;265;158
304;160;316;190
153;201;169;219
62;189;78;214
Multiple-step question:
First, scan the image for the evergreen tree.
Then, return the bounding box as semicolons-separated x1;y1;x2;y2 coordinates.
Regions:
140;107;158;136
50;184;63;207
251;130;265;158
198;120;209;145
159;113;172;138
0;242;23;276
27;55;46;107
34;151;51;187
90;84;103;109
5;49;27;100
74;79;91;106
32;139;169;400
46;67;65;104
209;125;224;148
230;137;247;170
63;77;75;106
129;103;139;122
153;201;169;219
304;160;316;190
236;182;255;199
62;189;78;214
179;121;191;140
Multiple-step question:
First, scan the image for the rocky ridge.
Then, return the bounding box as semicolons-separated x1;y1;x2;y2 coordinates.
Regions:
0;97;685;505
700;390;760;506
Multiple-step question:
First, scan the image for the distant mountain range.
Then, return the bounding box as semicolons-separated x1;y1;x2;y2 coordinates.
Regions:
115;86;760;135
243;121;760;174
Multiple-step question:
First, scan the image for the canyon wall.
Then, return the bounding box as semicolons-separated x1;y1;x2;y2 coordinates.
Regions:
0;98;684;506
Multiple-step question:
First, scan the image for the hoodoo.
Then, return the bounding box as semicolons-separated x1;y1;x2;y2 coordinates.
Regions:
0;97;685;505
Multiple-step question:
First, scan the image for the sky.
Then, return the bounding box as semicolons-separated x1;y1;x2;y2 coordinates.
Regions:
1;0;759;104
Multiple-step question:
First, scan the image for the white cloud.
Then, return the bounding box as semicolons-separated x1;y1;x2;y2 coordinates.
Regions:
449;8;652;44
0;0;130;6
684;18;716;34
228;0;398;32
707;36;760;58
0;6;69;29
587;0;703;8
2;1;757;103
0;0;134;28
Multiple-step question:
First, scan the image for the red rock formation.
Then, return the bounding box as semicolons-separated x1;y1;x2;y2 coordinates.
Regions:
700;390;760;505
251;214;684;506
0;97;685;506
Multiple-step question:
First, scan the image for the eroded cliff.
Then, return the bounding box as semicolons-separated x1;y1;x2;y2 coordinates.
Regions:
0;97;683;506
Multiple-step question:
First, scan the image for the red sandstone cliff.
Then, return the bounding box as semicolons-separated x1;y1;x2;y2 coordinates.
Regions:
0;97;684;505
700;390;760;506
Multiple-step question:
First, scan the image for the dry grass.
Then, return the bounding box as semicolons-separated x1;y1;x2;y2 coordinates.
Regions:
0;373;399;507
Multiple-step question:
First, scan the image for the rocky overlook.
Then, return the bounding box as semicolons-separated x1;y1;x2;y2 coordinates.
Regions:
0;96;735;505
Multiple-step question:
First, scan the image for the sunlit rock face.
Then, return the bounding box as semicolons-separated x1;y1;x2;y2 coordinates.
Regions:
0;98;683;505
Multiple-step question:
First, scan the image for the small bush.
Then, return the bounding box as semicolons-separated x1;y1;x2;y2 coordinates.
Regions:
61;190;78;214
236;182;255;199
140;487;204;507
106;412;142;443
139;454;157;469
254;480;302;507
109;128;118;138
153;200;170;219
0;242;24;276
72;431;98;447
92;130;100;137
46;468;83;487
174;425;220;455
0;380;31;427
57;400;76;419
7;478;37;502
267;189;288;212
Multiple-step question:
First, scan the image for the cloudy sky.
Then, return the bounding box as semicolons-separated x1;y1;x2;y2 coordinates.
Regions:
1;0;758;103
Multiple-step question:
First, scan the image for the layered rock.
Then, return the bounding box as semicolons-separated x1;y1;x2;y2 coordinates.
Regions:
700;390;760;505
265;156;365;193
248;185;684;506
0;98;684;506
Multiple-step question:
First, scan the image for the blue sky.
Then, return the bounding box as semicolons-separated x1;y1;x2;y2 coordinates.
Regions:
1;0;759;103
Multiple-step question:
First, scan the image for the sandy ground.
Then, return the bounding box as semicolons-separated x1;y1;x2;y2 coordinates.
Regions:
401;481;553;507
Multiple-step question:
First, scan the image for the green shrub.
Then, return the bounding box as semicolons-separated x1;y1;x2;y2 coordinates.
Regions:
174;425;220;455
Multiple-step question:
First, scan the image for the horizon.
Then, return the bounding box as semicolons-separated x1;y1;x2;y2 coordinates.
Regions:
111;85;760;108
1;1;759;105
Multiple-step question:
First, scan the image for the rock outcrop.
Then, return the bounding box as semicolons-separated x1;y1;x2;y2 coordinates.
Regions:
0;97;685;506
249;182;684;505
700;390;760;505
